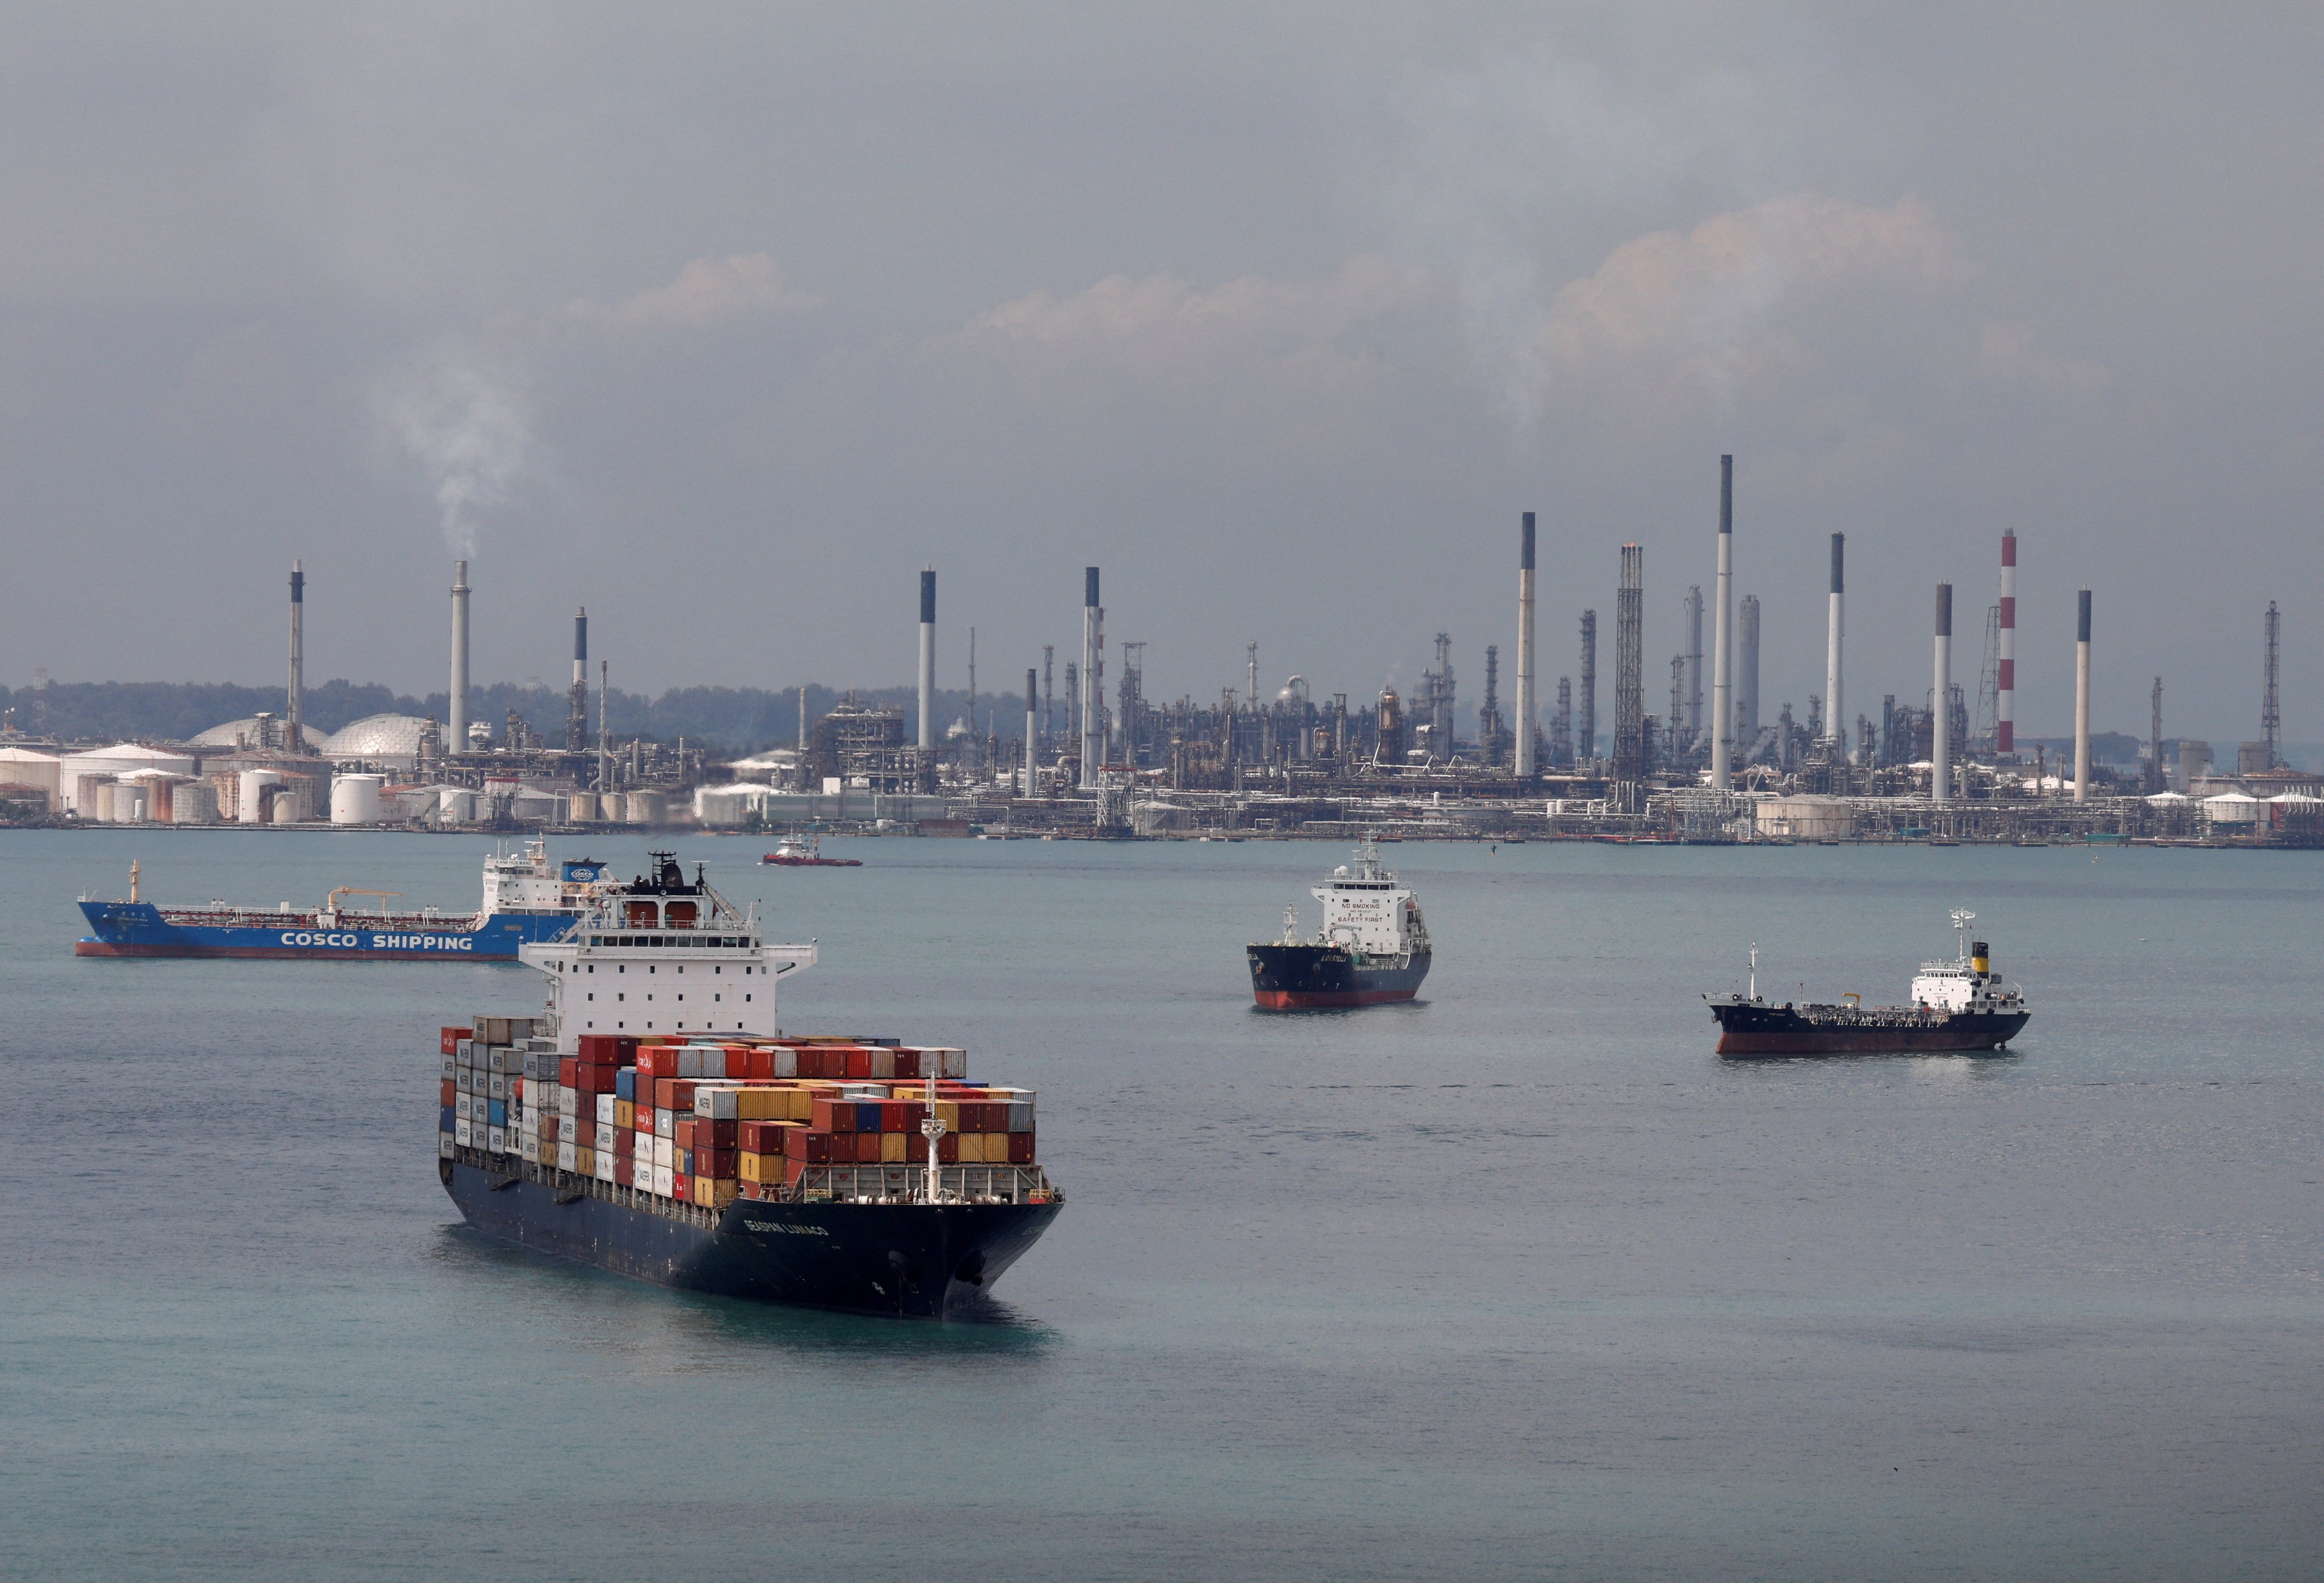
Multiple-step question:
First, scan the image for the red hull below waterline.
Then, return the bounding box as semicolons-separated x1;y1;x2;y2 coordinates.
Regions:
1253;987;1420;1009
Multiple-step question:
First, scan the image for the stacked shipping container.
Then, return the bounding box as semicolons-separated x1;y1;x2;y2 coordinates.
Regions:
438;1025;1035;1210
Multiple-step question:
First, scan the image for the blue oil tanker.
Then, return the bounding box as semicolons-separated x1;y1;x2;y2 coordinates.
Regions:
76;840;601;961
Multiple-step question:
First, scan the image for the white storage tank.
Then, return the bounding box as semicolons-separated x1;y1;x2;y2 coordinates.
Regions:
569;791;600;824
171;781;220;825
625;790;665;825
238;769;283;824
270;781;310;824
330;774;385;825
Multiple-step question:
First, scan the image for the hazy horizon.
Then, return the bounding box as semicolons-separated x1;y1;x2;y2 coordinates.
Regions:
3;6;2317;748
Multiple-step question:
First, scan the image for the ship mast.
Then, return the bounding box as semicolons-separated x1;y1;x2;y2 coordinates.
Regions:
1951;908;1976;964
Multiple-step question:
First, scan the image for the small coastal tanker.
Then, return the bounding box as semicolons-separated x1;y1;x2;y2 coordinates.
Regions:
1707;911;2031;1056
439;854;1061;1317
1247;840;1432;1009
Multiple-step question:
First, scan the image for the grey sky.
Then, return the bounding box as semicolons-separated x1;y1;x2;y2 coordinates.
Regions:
3;4;2318;744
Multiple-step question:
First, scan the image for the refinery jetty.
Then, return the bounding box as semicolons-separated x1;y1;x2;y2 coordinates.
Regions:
3;465;2318;848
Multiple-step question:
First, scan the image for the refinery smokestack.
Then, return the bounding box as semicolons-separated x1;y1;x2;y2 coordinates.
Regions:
2074;589;2092;803
918;569;936;751
1515;512;1537;777
1579;610;1597;766
448;559;470;755
1738;594;1760;747
1998;531;2017;755
287;560;304;751
1024;668;1038;793
1079;567;1102;790
1710;456;1734;789
1825;534;1845;756
1933;583;1953;806
567;607;587;751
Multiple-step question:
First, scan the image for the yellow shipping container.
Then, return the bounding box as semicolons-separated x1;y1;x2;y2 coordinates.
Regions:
739;1151;772;1182
955;1133;984;1164
614;1098;633;1130
575;1147;596;1175
708;1180;740;1209
737;1089;772;1121
935;1100;960;1129
880;1132;907;1163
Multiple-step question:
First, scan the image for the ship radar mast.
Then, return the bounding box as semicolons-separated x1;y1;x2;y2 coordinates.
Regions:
1951;908;1976;962
1748;941;1758;1001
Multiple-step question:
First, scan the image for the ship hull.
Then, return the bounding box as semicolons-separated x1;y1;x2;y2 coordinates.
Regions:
1248;944;1431;1009
74;901;575;961
1711;1001;2030;1056
440;1155;1060;1319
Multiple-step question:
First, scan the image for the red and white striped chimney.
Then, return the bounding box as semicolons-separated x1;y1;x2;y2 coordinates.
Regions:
1997;531;2017;754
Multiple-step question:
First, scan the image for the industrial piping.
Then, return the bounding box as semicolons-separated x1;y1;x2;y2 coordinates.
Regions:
1710;456;1733;789
918;569;936;752
1824;534;1844;756
1998;532;2017;755
449;559;470;755
1932;583;1952;806
288;561;304;751
1079;567;1102;790
2074;589;2092;803
1515;512;1537;778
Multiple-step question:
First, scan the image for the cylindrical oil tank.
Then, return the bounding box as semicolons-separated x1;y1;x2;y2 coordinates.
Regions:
171;781;220;825
569;791;599;823
625;790;665;826
238;770;283;824
330;774;385;825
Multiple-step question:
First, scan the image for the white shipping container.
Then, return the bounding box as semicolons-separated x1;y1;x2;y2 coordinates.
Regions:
595;1092;616;1127
696;1088;738;1120
558;1086;578;1117
699;1048;726;1079
456;1118;473;1147
489;1126;506;1152
925;1047;968;1079
455;1094;473;1122
522;1135;541;1164
488;1073;508;1101
676;1048;702;1079
595;1121;618;1150
653;1136;675;1169
593;1151;616;1182
441;1055;455;1079
556;1142;578;1172
655;1107;675;1139
652;1165;675;1197
771;1048;798;1078
439;1133;455;1159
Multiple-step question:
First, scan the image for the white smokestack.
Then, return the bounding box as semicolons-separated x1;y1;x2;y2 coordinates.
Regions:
1825;534;1844;757
1024;667;1038;794
918;569;936;751
1079;567;1102;790
2075;589;2092;803
1710;457;1733;789
1933;583;1952;806
1515;512;1536;777
448;559;470;753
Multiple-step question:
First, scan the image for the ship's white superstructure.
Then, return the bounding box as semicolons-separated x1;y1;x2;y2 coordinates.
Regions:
519;853;816;1047
1301;840;1430;962
1908;910;2025;1013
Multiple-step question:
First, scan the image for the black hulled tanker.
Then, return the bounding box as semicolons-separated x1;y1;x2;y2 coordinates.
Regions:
1707;911;2031;1056
1249;841;1432;1009
438;854;1061;1317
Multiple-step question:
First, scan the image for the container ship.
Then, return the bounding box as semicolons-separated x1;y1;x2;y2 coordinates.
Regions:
1247;840;1432;1009
438;852;1061;1317
75;840;599;960
1707;911;2032;1056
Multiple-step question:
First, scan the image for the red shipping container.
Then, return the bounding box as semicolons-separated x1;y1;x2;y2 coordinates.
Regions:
673;1079;696;1112
636;1047;668;1080
672;1173;689;1202
938;1134;959;1165
674;1117;695;1150
840;1047;872;1081
696;1117;738;1148
739;1179;765;1200
439;1078;456;1107
810;1097;853;1133
695;1146;736;1178
795;1131;833;1164
540;1115;560;1143
1006;1132;1035;1164
560;1056;579;1087
614;1157;634;1186
894;1049;924;1080
579;1062;613;1094
614;1129;635;1159
440;1026;468;1056
577;1033;634;1063
852;1132;881;1164
785;1156;808;1187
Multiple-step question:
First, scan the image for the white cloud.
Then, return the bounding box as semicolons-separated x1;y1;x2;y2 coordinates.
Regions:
544;254;820;341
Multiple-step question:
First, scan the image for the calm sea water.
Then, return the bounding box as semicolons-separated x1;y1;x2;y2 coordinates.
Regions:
1;829;2317;1581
